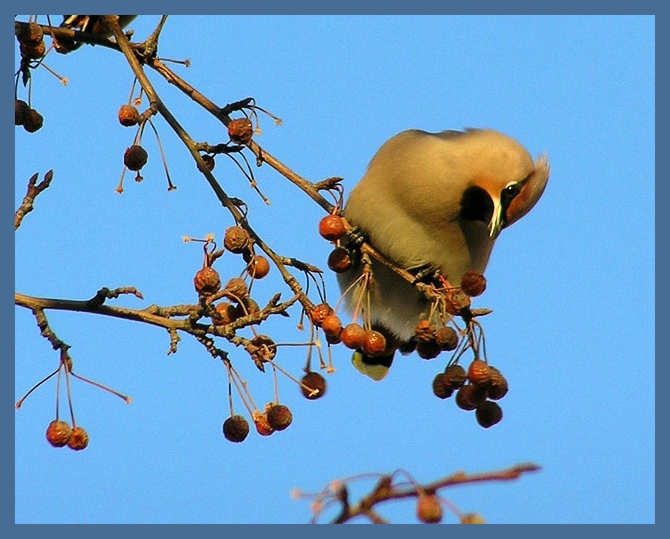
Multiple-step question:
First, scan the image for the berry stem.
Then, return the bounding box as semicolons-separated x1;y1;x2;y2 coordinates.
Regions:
15;368;59;410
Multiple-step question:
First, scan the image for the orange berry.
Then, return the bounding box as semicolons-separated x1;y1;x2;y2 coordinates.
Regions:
414;320;436;342
228;118;253;144
340;323;367;350
487;366;509;400
467;359;491;385
247;255;270;279
321;314;343;338
118;104;141;126
309;303;333;327
253;411;275;436
194;266;221;296
67;426;89;451
318;214;346;241
224;277;248;299
46;420;72;448
417;494;443;524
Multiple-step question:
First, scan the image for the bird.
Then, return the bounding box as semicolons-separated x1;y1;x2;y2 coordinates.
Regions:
337;128;549;380
57;15;137;53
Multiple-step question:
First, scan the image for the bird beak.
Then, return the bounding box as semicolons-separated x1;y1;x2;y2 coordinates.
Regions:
488;199;504;240
504;154;550;228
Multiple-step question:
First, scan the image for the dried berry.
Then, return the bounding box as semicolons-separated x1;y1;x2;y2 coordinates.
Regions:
228;117;253;144
231;297;260;320
23;108;44;133
249;334;276;363
416;339;441;360
118;104;141;127
67;426;89;451
223;415;250;442
475;401;503;428
435;326;459;351
361;330;387;358
444;288;471;315
213;301;235;326
224;226;251;254
124;145;148;171
224;277;248;299
267;404;293;431
321;314;343;339
194;266;221;296
300;371;326;400
327;246;353;273
443;364;466;389
461;513;487;524
16;21;44;45
201;154;215;171
432;373;453;399
467;359;491;386
318;214;346;241
460;271;487;297
456;384;487;410
309;303;333;327
414;320;436;343
487;366;509;400
20;40;46;59
15;99;30;126
340;323;367;350
253;411;275;436
325;331;342;345
417;494;443;524
46;420;72;448
247;255;270;279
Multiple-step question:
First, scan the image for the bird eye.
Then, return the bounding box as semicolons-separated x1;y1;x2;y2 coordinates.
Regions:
504;184;521;197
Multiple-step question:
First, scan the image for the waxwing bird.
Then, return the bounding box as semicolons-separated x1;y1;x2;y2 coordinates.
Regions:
58;15;137;53
337;128;549;380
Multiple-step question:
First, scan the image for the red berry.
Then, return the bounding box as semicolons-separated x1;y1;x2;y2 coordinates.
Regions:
327;247;353;273
309;303;333;327
318;215;346;241
300;372;326;400
362;330;387;358
417;494;443;524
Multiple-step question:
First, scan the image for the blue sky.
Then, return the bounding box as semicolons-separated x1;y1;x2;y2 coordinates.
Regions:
14;15;654;524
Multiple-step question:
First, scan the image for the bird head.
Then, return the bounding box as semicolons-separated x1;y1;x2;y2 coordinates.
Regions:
457;129;550;240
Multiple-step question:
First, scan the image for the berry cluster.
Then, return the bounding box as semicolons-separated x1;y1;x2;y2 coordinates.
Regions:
432;360;509;428
316;211;508;427
16;349;131;450
189;229;330;443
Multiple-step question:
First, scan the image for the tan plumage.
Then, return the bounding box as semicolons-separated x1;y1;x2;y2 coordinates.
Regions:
338;128;549;377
